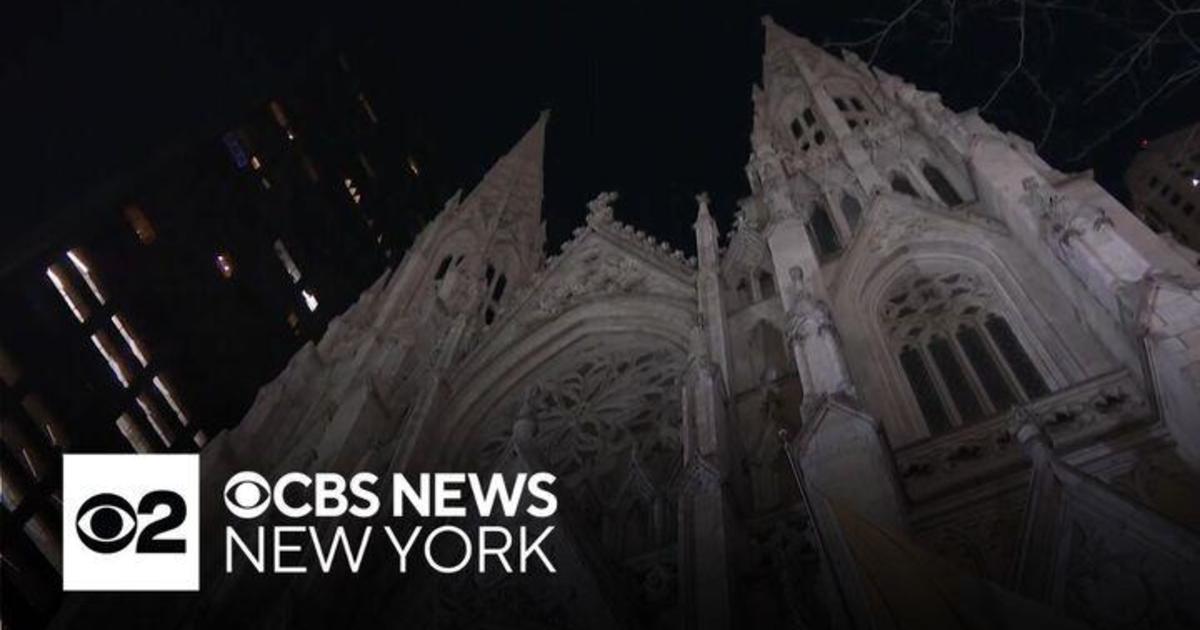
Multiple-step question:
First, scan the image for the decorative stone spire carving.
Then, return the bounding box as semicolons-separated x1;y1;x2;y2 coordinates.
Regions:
586;190;618;227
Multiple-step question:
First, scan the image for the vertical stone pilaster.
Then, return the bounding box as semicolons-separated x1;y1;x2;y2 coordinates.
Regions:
678;324;737;630
694;192;734;394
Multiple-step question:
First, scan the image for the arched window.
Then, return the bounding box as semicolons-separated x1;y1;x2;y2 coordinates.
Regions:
482;262;507;326
491;274;507;302
882;269;1052;436
435;255;454;280
922;163;964;207
790;118;803;139
891;173;919;198
757;271;776;299
985;315;1049;398
900;346;953;435
840;192;863;232
807;203;842;260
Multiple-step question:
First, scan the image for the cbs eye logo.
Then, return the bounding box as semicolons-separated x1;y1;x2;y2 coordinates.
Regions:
75;491;187;554
224;471;271;518
63;454;199;591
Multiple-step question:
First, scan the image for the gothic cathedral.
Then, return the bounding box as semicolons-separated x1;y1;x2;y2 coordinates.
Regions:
59;16;1200;630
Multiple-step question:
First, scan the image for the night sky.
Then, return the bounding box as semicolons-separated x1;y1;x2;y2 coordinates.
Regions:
5;1;1198;253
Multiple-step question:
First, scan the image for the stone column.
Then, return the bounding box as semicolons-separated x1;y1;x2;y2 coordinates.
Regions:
757;173;853;402
754;173;907;534
694;192;735;393
678;324;737;630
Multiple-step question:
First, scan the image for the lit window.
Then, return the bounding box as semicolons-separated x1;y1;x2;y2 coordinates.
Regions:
261;176;272;190
273;240;303;283
407;156;420;176
67;249;105;304
152;375;188;424
116;413;153;453
46;265;88;322
357;92;379;124
90;332;130;387
343;177;362;204
269;101;295;140
250;155;263;170
286;311;301;335
111;315;149;366
216;252;235;279
136;394;173;446
302;289;319;312
123;204;157;244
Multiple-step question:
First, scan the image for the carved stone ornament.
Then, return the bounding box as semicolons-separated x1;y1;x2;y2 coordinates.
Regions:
786;291;834;344
586;190;619;226
532;254;645;319
1020;177;1113;247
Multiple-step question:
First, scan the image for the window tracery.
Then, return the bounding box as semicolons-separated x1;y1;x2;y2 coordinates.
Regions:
479;342;687;556
881;269;1050;436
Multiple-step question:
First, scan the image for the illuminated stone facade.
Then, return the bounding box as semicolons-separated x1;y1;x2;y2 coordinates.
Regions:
55;17;1200;630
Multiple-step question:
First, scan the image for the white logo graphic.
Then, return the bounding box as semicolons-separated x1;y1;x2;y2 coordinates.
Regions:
63;454;199;591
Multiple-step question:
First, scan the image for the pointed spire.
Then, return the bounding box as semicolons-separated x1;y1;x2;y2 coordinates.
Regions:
509;109;549;168
461;110;549;231
760;15;844;79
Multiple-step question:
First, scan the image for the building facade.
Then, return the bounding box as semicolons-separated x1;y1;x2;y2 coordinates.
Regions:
1126;123;1200;253
51;18;1200;629
1;48;444;628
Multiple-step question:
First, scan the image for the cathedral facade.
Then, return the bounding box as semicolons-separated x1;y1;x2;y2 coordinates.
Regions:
58;17;1200;630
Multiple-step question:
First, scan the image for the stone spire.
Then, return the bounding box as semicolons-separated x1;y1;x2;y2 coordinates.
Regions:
456;110;550;277
760;16;844;80
461;110;549;225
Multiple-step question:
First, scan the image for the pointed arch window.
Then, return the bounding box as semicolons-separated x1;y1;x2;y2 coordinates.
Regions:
900;346;953;435
927;335;985;424
882;270;1052;436
985;315;1049;398
491;274;507;303
840;192;864;232
806;203;842;260
922;163;964;206
435;255;454;280
482;263;507;326
757;270;776;299
955;324;1017;412
891;173;919;198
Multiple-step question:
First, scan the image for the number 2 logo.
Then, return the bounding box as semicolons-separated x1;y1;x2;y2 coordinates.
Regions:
75;491;188;554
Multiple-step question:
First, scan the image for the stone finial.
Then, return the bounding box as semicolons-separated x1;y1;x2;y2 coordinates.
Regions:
586;191;618;227
695;191;712;213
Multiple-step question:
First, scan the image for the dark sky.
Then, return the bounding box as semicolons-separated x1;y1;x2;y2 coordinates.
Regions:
5;1;1198;253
